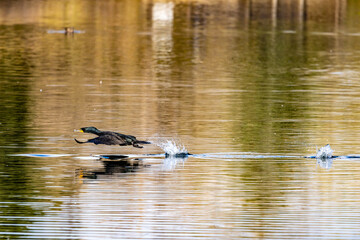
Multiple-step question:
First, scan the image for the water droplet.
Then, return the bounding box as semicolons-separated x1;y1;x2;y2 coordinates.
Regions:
316;144;333;159
154;139;188;156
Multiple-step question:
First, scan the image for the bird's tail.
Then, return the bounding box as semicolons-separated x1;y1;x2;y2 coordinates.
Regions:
136;140;151;144
74;138;87;144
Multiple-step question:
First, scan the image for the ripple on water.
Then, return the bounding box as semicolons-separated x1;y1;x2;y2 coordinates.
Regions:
8;154;73;158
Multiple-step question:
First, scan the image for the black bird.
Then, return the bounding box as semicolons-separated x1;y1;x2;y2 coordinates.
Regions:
74;127;151;148
64;27;74;34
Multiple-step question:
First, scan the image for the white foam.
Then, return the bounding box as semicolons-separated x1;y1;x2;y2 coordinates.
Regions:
154;139;188;156
316;144;333;159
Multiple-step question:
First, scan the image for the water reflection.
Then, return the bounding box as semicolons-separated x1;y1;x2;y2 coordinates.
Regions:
79;158;148;179
317;158;333;169
162;155;187;171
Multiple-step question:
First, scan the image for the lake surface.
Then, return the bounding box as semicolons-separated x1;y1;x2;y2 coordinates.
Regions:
1;0;360;239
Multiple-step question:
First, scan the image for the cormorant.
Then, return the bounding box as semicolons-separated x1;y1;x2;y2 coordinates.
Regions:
64;27;74;34
74;127;151;148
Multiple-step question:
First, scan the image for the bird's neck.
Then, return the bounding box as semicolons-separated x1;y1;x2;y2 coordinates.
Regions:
90;129;102;135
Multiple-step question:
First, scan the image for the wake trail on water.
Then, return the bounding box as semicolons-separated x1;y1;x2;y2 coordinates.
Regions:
150;138;300;159
152;142;360;161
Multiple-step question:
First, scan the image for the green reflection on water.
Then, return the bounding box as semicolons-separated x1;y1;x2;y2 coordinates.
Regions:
0;24;71;236
228;30;313;153
0;25;37;234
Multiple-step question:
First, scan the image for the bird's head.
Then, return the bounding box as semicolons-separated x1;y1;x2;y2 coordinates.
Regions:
80;126;101;134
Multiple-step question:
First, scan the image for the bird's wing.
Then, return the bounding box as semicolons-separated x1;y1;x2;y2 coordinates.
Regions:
115;133;137;142
88;135;127;145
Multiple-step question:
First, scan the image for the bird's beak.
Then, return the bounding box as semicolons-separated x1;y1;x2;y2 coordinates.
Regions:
79;129;84;133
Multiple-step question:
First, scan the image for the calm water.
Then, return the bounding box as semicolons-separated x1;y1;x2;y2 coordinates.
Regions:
1;0;360;239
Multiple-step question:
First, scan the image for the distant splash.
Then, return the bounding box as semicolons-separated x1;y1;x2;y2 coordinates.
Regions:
313;144;334;169
154;139;189;157
316;144;333;159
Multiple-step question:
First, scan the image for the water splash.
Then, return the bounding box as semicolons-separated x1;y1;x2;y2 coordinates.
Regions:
316;144;333;159
151;139;189;171
154;139;188;156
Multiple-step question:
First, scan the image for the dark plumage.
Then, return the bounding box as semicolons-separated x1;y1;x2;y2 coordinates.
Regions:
74;127;151;148
64;27;74;34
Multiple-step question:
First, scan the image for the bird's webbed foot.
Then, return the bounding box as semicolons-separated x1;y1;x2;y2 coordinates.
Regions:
133;143;143;148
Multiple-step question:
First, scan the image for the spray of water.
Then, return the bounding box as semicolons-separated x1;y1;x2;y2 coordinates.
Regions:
316;144;333;159
151;138;188;171
154;139;188;156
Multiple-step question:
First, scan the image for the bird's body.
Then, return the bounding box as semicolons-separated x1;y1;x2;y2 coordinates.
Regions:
64;27;74;34
74;127;151;148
